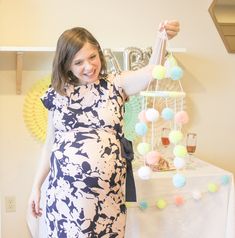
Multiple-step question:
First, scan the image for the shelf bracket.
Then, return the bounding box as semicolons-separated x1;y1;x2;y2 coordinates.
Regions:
16;51;23;94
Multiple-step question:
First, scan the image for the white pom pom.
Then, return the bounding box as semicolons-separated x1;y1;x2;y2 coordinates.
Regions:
145;108;159;122
192;190;202;200
173;157;186;169
138;166;152;180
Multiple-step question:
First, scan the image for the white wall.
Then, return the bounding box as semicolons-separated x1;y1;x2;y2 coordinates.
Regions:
0;0;184;48
1;0;235;237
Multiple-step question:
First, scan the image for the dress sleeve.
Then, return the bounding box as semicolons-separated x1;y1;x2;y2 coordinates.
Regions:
40;86;57;111
112;74;128;102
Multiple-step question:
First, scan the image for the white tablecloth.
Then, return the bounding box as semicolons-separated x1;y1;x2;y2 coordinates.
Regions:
125;158;235;238
27;158;234;238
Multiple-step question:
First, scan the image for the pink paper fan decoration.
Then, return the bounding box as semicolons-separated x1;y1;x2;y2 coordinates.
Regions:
174;111;189;124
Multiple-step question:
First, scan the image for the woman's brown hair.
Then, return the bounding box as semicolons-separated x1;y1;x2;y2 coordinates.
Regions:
51;27;107;95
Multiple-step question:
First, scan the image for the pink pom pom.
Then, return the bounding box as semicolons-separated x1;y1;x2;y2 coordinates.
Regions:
138;110;148;123
145;151;161;165
174;196;184;206
174;111;189;124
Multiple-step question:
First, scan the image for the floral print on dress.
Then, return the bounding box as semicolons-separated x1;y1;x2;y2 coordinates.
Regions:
41;75;127;238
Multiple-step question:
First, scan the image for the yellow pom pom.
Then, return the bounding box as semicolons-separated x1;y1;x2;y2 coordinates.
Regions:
208;183;218;193
173;145;187;158
156;199;167;209
152;65;166;80
137;142;151;155
169;130;183;144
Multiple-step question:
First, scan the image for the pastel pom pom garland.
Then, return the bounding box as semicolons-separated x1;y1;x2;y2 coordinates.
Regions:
125;175;230;211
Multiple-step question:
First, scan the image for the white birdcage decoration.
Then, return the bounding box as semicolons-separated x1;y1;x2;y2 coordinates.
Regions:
135;32;188;189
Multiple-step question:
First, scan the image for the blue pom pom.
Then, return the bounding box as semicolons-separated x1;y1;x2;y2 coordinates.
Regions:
139;200;148;210
161;107;174;120
221;175;230;185
135;122;148;136
172;174;186;188
170;66;183;80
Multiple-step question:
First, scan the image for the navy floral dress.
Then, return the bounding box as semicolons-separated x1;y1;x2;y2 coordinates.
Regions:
41;75;127;238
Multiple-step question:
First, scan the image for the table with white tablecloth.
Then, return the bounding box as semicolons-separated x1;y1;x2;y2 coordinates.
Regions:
27;158;234;238
125;158;235;238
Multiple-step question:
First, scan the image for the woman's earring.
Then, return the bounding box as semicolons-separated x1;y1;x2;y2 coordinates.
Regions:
67;71;73;81
67;71;79;84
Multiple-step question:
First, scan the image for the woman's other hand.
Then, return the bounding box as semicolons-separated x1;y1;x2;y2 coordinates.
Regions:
28;188;42;218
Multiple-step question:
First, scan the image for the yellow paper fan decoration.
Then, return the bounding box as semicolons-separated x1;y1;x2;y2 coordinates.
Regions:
23;75;51;142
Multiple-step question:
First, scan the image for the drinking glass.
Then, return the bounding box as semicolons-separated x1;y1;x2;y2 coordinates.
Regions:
161;127;170;148
186;133;197;155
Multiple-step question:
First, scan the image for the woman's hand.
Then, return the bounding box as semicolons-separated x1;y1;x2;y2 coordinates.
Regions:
159;20;180;40
28;188;42;218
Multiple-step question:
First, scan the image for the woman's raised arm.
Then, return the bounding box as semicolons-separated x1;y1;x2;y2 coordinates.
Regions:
118;20;180;96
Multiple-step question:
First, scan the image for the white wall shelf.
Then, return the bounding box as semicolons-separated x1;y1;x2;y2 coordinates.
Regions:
0;46;186;53
0;47;56;94
0;46;186;94
0;46;56;52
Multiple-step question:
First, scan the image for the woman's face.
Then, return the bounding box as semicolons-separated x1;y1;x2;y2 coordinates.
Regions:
70;42;101;85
